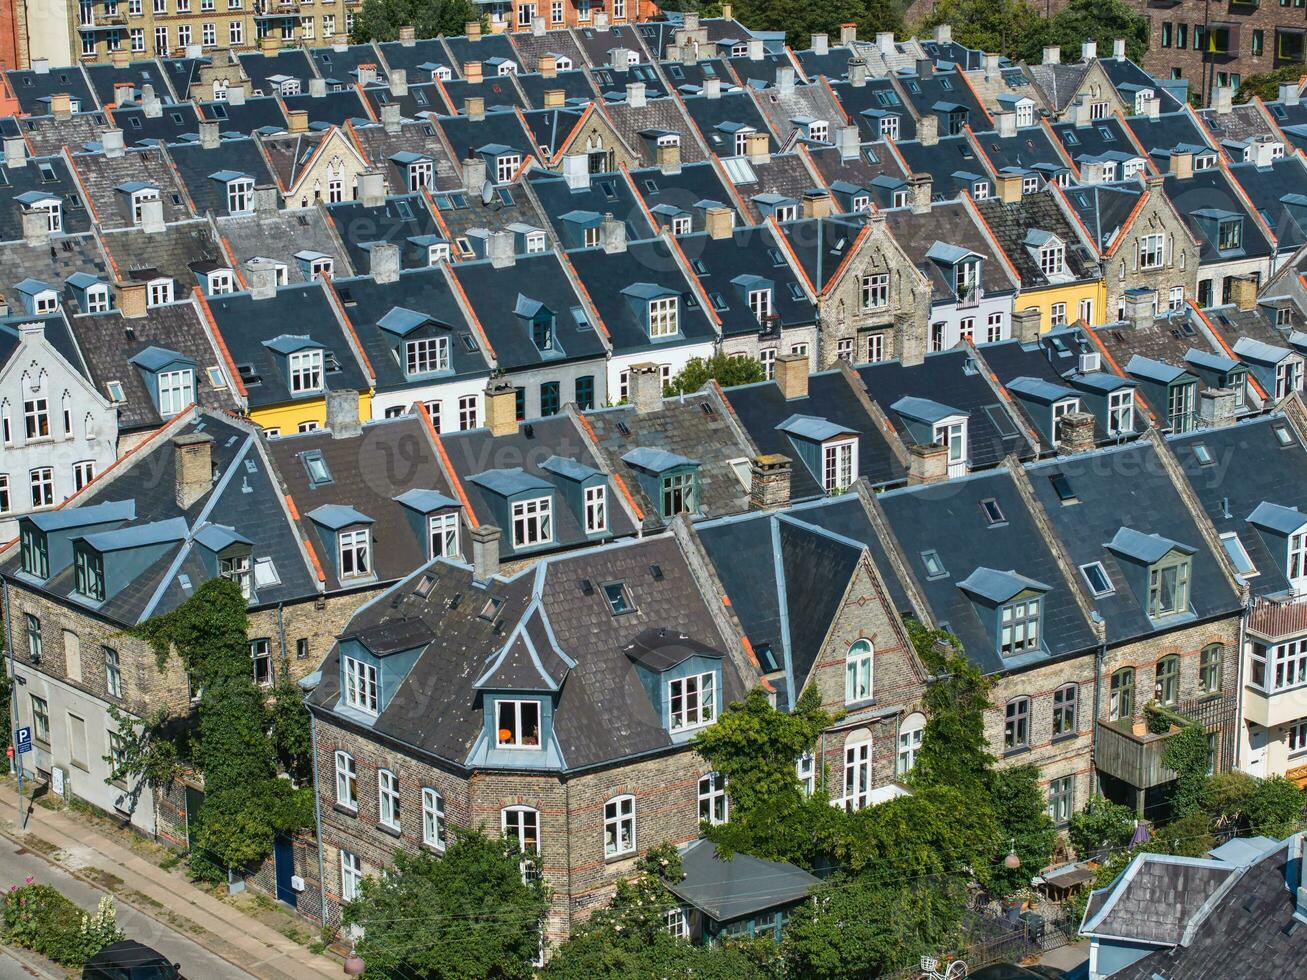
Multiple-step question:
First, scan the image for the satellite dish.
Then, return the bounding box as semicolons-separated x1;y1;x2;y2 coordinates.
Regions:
481;179;495;206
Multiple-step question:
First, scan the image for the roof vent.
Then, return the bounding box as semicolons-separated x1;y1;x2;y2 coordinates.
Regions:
580;578;595;595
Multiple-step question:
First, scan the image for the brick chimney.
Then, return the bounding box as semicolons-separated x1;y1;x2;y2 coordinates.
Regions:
382;102;401;134
909;173;932;214
628;362;664;413
199;119;220;149
543;89;565;109
1199;387;1239;425
1170;149;1193;179
288;109;309;134
50;93;71;120
464;61;483;84
1229;275;1257;311
1056;412;1096;453
802;189;832;220
114;281;148;318
539;54;557;78
471;525;501;582
465;19;482;42
465;96;485;121
907;442;948;484
917;113;938;147
749;454;792;510
705;206;734;240
174;433;215;509
776;352;808;400
996;171;1022;204
1012;307;1041;343
486;382;517;436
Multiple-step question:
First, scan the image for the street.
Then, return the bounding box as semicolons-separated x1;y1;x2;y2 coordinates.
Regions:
0;835;252;979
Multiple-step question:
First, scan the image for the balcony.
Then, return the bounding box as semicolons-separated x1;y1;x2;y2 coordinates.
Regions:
1244;594;1307;729
1096;696;1234;790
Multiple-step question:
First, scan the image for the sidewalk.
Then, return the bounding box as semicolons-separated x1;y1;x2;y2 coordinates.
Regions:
0;782;338;980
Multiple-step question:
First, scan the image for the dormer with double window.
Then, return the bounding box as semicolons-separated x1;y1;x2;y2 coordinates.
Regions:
17;499;135;584
622;447;701;520
621;283;681;341
262;335;326;396
1184;349;1250;410
934;102;970;136
1005;377;1082;448
559;209;604;249
998;94;1037;128
752;193;798;222
113;181;160;226
926;242;983;306
775;414;859;493
377;307;453;380
624;627;723;741
209;170;255;214
65;273;111;314
394;488;463;560
958;567;1051;659
514;295;564;358
13;278;59;315
1247;502;1307;595
1233;337;1301;402
129;346;196;418
892;396;969;477
390;151;434;192
307;504;376;583
1025;230;1070;283
1124;355;1198;433
1193;208;1245;257
790;116;829;143
15;191;62;234
1106;527;1196;623
540;455;609;538
195;264;235;296
70;517;188;607
1066;371;1138;437
468;469;557;553
477;143;522;184
294;250;334;281
335;618;431;723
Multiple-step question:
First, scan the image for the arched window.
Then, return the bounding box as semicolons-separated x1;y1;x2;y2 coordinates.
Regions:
844;639;873;704
843;730;872;811
1110;667;1135;721
603;795;636;858
1004;697;1030;751
502;805;540;879
421;787;445;850
897;712;925;775
1154;655;1179;705
1053;684;1078;737
697;772;728;825
1200;643;1224;695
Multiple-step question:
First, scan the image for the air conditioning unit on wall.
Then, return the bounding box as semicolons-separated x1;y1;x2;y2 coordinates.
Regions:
290;875;306;892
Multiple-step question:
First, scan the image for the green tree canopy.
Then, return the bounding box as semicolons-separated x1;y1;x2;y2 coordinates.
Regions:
1068;795;1136;857
986;765;1057;896
727;0;873;49
912;0;1044;59
1017;0;1149;65
343;831;550;980
1236;66;1305;104
1160;723;1211;819
906;620;994;795
349;0;481;43
663;353;765;397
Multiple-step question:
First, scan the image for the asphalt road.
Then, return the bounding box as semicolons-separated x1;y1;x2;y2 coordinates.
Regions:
0;835;252;979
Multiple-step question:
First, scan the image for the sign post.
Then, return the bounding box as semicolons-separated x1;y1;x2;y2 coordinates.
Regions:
13;727;31;830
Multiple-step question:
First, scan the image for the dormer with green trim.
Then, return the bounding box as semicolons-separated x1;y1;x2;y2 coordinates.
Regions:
1106;527;1197;624
71;517;188;607
17;500;136;583
957;567;1051;660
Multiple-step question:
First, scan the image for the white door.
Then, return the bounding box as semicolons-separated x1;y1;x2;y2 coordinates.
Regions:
1246;724;1268;779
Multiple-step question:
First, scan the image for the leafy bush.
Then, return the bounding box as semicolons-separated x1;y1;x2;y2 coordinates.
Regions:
1245;777;1306;839
1068;797;1135;858
2;882;123;966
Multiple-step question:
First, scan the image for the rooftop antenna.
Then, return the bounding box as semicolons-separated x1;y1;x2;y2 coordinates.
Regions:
481;179;495;206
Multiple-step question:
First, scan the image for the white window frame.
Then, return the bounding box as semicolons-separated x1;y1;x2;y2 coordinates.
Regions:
339;527;370;578
669;671;716;732
511;496;553;547
842;737;872;811
1108;389;1134;436
405;336;449;375
897;713;924;775
844;639;873;703
860;273;889;310
334;750;357;809
458;395;478;430
157;368;194;417
648;296;678;338
288;349;323;393
697;772;727;824
340;850;363;903
342;655;378;714
495;699;542;748
585;484;606;534
603;795;636;858
226;177;254;214
1139;233;1164;270
822;438;857;492
422;787;446;849
748;288;772;323
428;512;459;559
796;752;815;795
495;154;522;183
377;768;400;830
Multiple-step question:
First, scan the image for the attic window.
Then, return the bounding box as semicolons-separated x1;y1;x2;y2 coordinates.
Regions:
1219;532;1257;579
1080;561;1114;597
602;582;632;615
979;498;1006;526
1049;473;1077;504
479;595;505;621
1192;443;1214;466
1274;424;1294;446
302;451;332;486
921;550;948;580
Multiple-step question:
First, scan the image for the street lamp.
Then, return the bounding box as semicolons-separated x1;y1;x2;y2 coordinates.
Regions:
1003;839;1021;870
343;948;365;977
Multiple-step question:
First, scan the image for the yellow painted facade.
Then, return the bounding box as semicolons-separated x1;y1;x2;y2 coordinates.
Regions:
1016;277;1108;332
249;389;371;436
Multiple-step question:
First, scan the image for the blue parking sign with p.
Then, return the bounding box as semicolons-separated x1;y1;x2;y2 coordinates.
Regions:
14;728;32;753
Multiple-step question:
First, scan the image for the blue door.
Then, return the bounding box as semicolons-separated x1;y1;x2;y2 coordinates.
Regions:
273;835;297;908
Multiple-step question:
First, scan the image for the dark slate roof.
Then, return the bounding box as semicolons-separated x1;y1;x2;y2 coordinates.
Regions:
1061;181;1145;253
628;161;740;232
0;310;88;380
728;152;819;223
678;224;815;336
167;137;278;215
1048;117;1141;172
794;49;856;83
359;79;449;121
1026;439;1241;643
111;104;199;146
1170;414;1307;598
376;38;457;77
1225;156;1307;252
1109;837;1307;980
566;237;718;355
448;251;605;370
1099;56;1183;113
1027;62;1090;112
3;411;314;624
330;265;490;395
309;43;388;85
308;531;749;772
1;111;111;158
441;75;527;115
893;133;989;201
696;508;866;692
1162;169;1273;264
1201;104;1283;148
829;78;918;142
159;57;207;100
282;88;371;128
349;119;461;191
203;281;370;408
584;389;755;529
83;61;175;109
724;52;792;90
972;125;1070;177
0;232;108;303
603;98;708;166
726;368;907;494
973;189;1098;288
572;23;653;69
4;65;95;114
268;416;452;589
589;63;669;103
669;839;820;922
878;466;1097;674
238;49;316;96
442;33;522;77
515;69;599;110
99;220;225;293
1126;109;1214;158
680;90;773;157
433;174;550;244
0;155;92;243
68;147;193;229
325;193;444;272
897;66;987;129
658;58;736;97
774;215;864;294
882;201;1016;300
197;96;289;136
216;207;354;282
857;349;1035;469
436;108;537;162
69;301;236;431
528;170;655;244
980;335;1116;444
1081;853;1240;946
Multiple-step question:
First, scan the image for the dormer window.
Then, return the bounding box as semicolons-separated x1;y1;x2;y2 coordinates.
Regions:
661;470;695;516
525;232;546;254
972;181;990;200
220;552;252;599
428;512;459;559
1016;103;1034;127
1148;554;1190;618
32;290;59;314
158;367;194;417
342;655;378;714
339;527;371;579
496;699;541;747
532;312;554;352
405;336;449;375
649;296;678;337
668;672;716;732
407;159;433;192
808;120;828;142
671;215;691;234
1108;389;1134;435
226;177;253;213
20;526;48;579
207;269;234;295
1051;398;1080;445
1218;217;1242;252
289;350;323;393
733;129;753;156
496;153;521;183
84;285;110;313
148;278;173;307
584;226;601;247
585;485;606;533
131;187;159;224
512;496;552;547
1000;596;1041;654
1039;242;1065;276
428;242;451;265
823;438;857;492
955;259;980;302
748;288;772;323
309;257;333;281
933;418;967;473
1123;159;1145;179
1276;361;1301;399
74;546;105;602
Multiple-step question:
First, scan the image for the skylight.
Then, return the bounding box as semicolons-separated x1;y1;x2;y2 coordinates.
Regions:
980;498;1006;526
603;582;632;615
1080;561;1113;596
921;550;948;579
1219;532;1257;579
1192;443;1214;466
1049;473;1077;504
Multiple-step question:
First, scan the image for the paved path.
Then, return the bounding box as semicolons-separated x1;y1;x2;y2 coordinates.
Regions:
0;782;338;979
